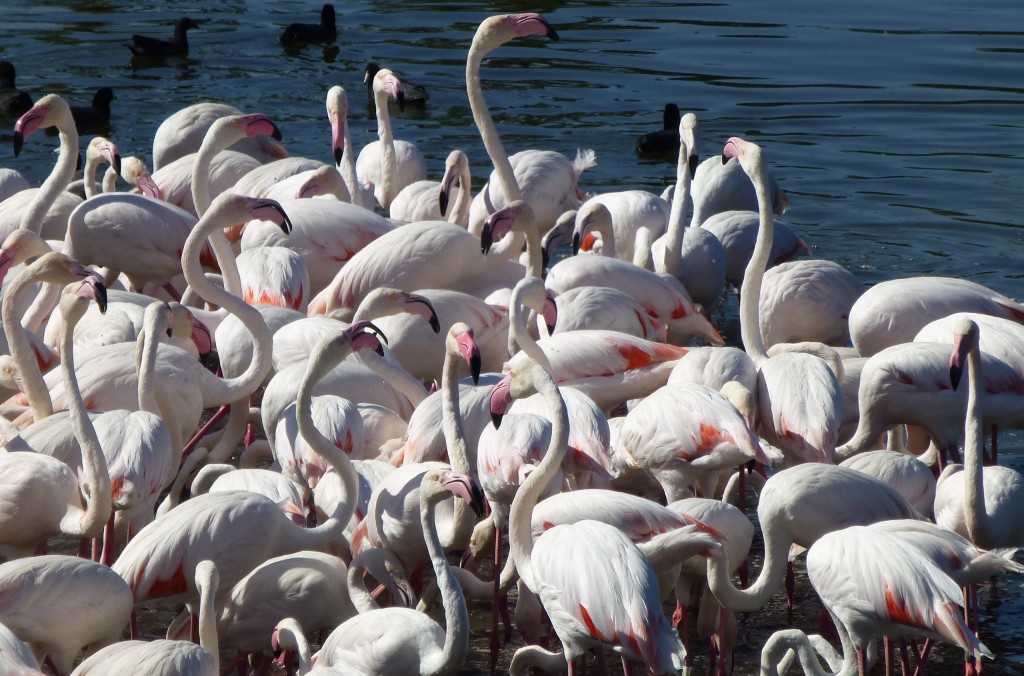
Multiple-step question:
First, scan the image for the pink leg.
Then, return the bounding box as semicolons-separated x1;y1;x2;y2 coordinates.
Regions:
884;636;892;676
182;404;231;456
858;648;867;676
101;512;116;566
912;638;933;676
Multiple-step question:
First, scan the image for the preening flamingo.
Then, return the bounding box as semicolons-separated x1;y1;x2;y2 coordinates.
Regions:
490;358;691;674
0;555;132;675
933;317;1024;548
70;560;219;676
727;136;842;465
356;68;427;210
0;275;111;560
314;469;485;675
580;188;669;263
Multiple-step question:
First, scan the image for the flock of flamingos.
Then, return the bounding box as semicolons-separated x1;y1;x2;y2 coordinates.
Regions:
0;9;1023;676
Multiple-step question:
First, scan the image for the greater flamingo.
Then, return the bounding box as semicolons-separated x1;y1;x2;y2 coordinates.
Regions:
151;101;286;170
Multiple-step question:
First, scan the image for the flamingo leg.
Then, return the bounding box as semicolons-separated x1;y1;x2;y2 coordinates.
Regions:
883;636;892;676
101;512;116;566
490;522;502;676
899;639;910;676
857;648;867;676
182;403;231;456
912;638;933;676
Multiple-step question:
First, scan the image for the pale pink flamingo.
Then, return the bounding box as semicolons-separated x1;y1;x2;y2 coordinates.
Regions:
152;101;287;170
0;276;111;560
390;149;472;224
705;462;920;615
616;382;783;501
118;155;164;198
580;188;669;263
70;560;219;676
465;14;593;237
700;209;810;289
835;337;1024;465
260;163;350;202
230;156;325;199
668;346;759;416
0;167;30;201
238;197;394;295
806;526;991;675
273;392;364;497
491;358;691;674
0;555;132;675
839;450;936;518
689;144;788;227
151;112;283;217
915;310;1024;374
190;465;307;524
237;245;310;311
1;93;82;241
78;136;121;199
326;85;375;210
759;259;863;347
848;277;1024;358
110;321;383;608
550;285;667;340
650;112;728;314
547;201;724;344
933;317;1024;548
313;469;485;675
727;136;842;465
356;68;427;210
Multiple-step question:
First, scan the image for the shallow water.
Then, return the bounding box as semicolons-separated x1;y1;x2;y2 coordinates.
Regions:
4;0;1024;673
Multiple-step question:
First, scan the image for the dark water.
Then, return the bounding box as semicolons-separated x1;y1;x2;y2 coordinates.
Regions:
3;0;1024;673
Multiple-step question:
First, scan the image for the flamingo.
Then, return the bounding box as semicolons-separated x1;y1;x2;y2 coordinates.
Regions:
578;189;669;263
117;155;163;199
616;382;783;501
390;149;472;224
705;462;920;615
314;469;486;675
0;620;42;676
79;136;121;199
758;259;863;347
806;526;991;675
689;146;788;227
128;16;200;58
230;156;325;199
356;68;427;210
491;357;690;674
839;451;936;518
649;112;728;314
550;285;667;340
0;555;133;675
700;209;810;289
933;317;1024;548
280;3;336;44
190;465;307;524
110;321;384;608
326;85;375;210
465;13;593;236
365;62;430;107
2;93;82;241
70;560;219;676
0;276;111;560
726;136;842;465
151;101;287;171
0;167;30;201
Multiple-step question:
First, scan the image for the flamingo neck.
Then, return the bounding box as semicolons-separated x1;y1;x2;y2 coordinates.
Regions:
58;302;112;538
2;270;54;421
705;510;790;612
509;291;554;373
589;214;617;260
277;620;314;674
420;488;470;675
506;370;568;592
738;164;773;366
137;311;162;415
182;210;273;410
761;629;850;676
338;115;370;211
83;153;104;199
964;338;991;547
102;165;119;194
660;139;691;276
373;88;398;210
467;40;522;204
295;337;359;545
192;125;243;217
441;343;475;549
448;162;473;226
355;348;428;410
347;558;381;613
195;563;220;671
21;120;79;234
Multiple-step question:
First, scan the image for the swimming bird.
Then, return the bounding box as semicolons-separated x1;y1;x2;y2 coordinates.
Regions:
635;103;681;154
280;4;337;44
69;87;114;132
0;61;32;118
129;17;200;58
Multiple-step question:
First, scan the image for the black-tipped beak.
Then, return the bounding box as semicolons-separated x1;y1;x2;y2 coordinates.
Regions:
269;121;283;141
470;353;481;386
571;231;582;255
689;154;699;179
721;153;729;165
467;478;487;517
480;222;494;255
275;206;293;234
950;363;964;391
13;131;23;157
490;410;503;429
439;190;449;217
93;279;108;314
333;146;342;165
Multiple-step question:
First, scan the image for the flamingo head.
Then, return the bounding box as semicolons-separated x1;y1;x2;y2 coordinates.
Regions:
438;149;468;217
571;204;602;255
326;85;348;164
122;156;164;199
240;196;293;235
481;200;532;255
61;275;107;324
231;113;283;142
679;112;699;178
450;322;482;385
722;136;763;178
488;373;513;428
90;137;122;176
949;317;979;391
346;319;387;356
542;291;558;334
541;209;576;270
437;470;488;518
401;292;440;333
373;69;405;112
13;94;68;156
503;13;560;42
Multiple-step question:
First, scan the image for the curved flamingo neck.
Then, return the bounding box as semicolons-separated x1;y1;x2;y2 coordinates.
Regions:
467;37;522;204
761;629;851;676
509;284;554;373
58;297;112;538
181;203;273;409
21;118;79;234
506;366;568;592
705;511;790;613
195;562;220;671
355;348;428;409
449;160;473;226
191;122;247;217
421;485;470;674
585;211;617;259
295;335;360;546
2;272;53;422
440;338;475;549
137;305;165;415
275;619;314;674
738;160;773;366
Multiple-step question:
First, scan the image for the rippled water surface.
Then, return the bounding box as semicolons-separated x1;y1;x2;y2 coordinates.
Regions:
3;0;1024;673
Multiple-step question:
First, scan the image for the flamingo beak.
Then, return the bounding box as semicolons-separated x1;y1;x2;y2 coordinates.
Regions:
489;375;513;428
